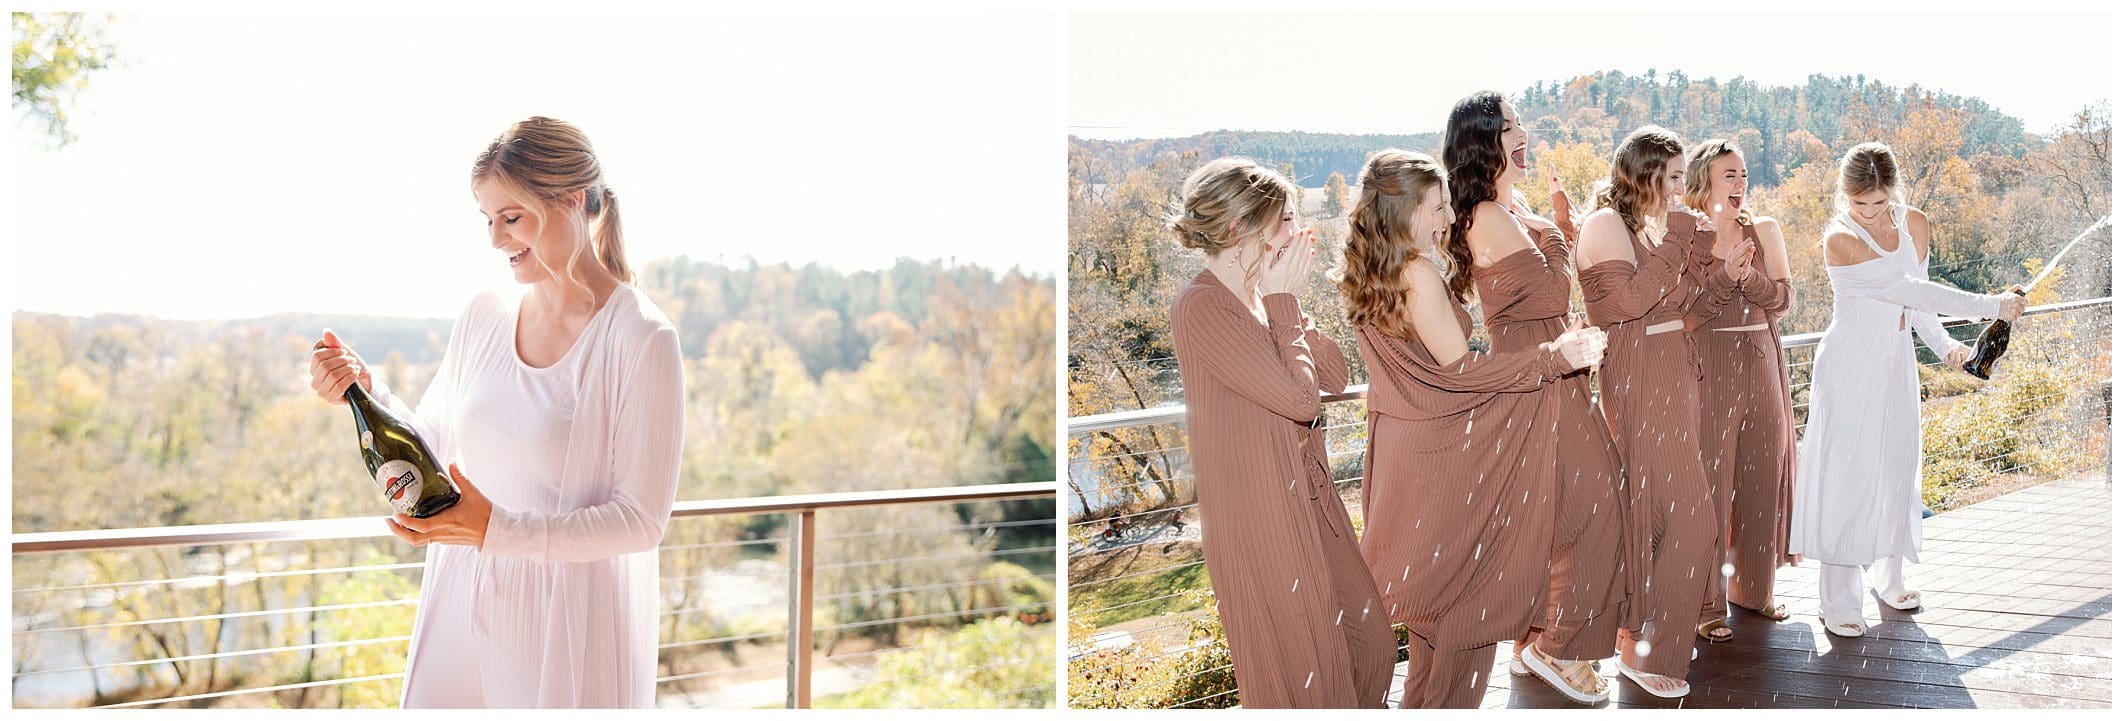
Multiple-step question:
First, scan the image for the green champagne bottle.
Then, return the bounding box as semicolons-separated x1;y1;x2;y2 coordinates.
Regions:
1960;287;2025;381
323;339;459;518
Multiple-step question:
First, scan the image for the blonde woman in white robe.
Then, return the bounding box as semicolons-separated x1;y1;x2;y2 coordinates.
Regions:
309;117;684;707
1789;143;2023;638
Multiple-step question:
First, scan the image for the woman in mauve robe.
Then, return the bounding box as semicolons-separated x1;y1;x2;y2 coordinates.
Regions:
1452;93;1630;700
1679;139;1800;633
1168;156;1395;708
1357;304;1577;707
1469;206;1630;678
1578;207;1721;692
1171;272;1396;708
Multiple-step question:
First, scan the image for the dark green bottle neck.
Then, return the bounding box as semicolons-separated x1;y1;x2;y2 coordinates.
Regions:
343;381;377;409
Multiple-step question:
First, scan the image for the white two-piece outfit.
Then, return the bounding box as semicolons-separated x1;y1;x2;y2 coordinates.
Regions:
374;285;685;707
1789;205;2001;630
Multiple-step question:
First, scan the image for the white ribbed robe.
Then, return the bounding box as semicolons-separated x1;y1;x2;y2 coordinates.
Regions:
374;284;684;708
1790;206;2000;566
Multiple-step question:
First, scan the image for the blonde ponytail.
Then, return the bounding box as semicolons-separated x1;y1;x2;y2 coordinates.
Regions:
472;117;635;303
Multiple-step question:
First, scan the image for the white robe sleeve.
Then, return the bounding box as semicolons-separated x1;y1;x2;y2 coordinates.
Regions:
1829;258;2001;330
1907;249;1984;359
1906;307;1966;359
372;304;472;465
481;326;685;563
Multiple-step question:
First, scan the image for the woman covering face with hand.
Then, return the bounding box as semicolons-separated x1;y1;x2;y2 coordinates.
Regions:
1167;156;1396;708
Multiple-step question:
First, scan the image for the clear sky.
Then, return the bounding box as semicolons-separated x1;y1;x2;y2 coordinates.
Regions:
1069;11;2111;140
14;13;1060;320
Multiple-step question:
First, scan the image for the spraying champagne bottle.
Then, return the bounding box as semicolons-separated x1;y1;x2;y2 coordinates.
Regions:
1960;216;2111;380
1960;288;2022;381
318;337;460;517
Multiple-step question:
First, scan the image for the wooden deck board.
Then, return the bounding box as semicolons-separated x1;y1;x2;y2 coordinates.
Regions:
1384;474;2113;709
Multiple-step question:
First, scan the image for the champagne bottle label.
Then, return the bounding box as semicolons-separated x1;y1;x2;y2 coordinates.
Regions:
376;459;422;516
361;431;374;450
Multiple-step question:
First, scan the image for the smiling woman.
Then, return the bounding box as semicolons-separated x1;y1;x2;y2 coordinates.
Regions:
306;116;685;708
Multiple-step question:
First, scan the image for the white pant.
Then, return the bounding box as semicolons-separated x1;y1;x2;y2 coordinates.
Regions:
1818;556;1911;616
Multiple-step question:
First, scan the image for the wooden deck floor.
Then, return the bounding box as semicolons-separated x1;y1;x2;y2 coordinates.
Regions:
1388;474;2113;709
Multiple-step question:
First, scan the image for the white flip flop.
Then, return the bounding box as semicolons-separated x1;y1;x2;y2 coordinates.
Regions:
1876;588;1922;611
1821;612;1868;637
1615;660;1690;699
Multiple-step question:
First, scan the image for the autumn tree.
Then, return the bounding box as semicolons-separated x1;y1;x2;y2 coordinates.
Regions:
12;12;119;147
1321;171;1349;220
2029;104;2113;225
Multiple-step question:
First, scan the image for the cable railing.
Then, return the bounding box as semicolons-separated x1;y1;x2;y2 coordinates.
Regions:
12;482;1056;710
1063;297;2110;709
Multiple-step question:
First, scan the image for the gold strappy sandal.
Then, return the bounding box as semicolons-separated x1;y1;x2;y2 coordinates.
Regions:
1695;617;1734;642
1518;643;1610;705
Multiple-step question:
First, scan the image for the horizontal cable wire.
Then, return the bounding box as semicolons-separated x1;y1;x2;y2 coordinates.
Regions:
93;672;405;709
14;635;413;678
13;561;423;596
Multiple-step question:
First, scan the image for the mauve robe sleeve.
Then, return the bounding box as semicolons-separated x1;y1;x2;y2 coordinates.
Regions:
1358;324;1571;395
1302;305;1350;394
1692;223;1797;324
1172;290;1332;423
1550;190;1580;244
1739;265;1794;318
1581;250;1681;326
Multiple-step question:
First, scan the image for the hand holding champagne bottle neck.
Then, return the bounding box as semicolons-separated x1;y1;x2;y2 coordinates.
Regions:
1996;284;2027;321
310;328;374;405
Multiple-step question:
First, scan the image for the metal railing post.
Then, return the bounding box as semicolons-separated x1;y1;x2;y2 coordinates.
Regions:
785;508;816;709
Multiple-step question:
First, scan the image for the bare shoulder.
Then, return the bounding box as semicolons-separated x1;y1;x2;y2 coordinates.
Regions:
1401;256;1445;297
1752;216;1786;244
1823;228;1880;267
1903;206;1937;240
1576;209;1633;266
1400;256;1469;359
1903;206;1932;253
1581;208;1625;234
1470;201;1516;229
1467;203;1524;256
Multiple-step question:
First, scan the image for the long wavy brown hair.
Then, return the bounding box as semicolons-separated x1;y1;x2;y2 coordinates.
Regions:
1594;125;1685;240
1341;149;1448;339
1441;90;1508;304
